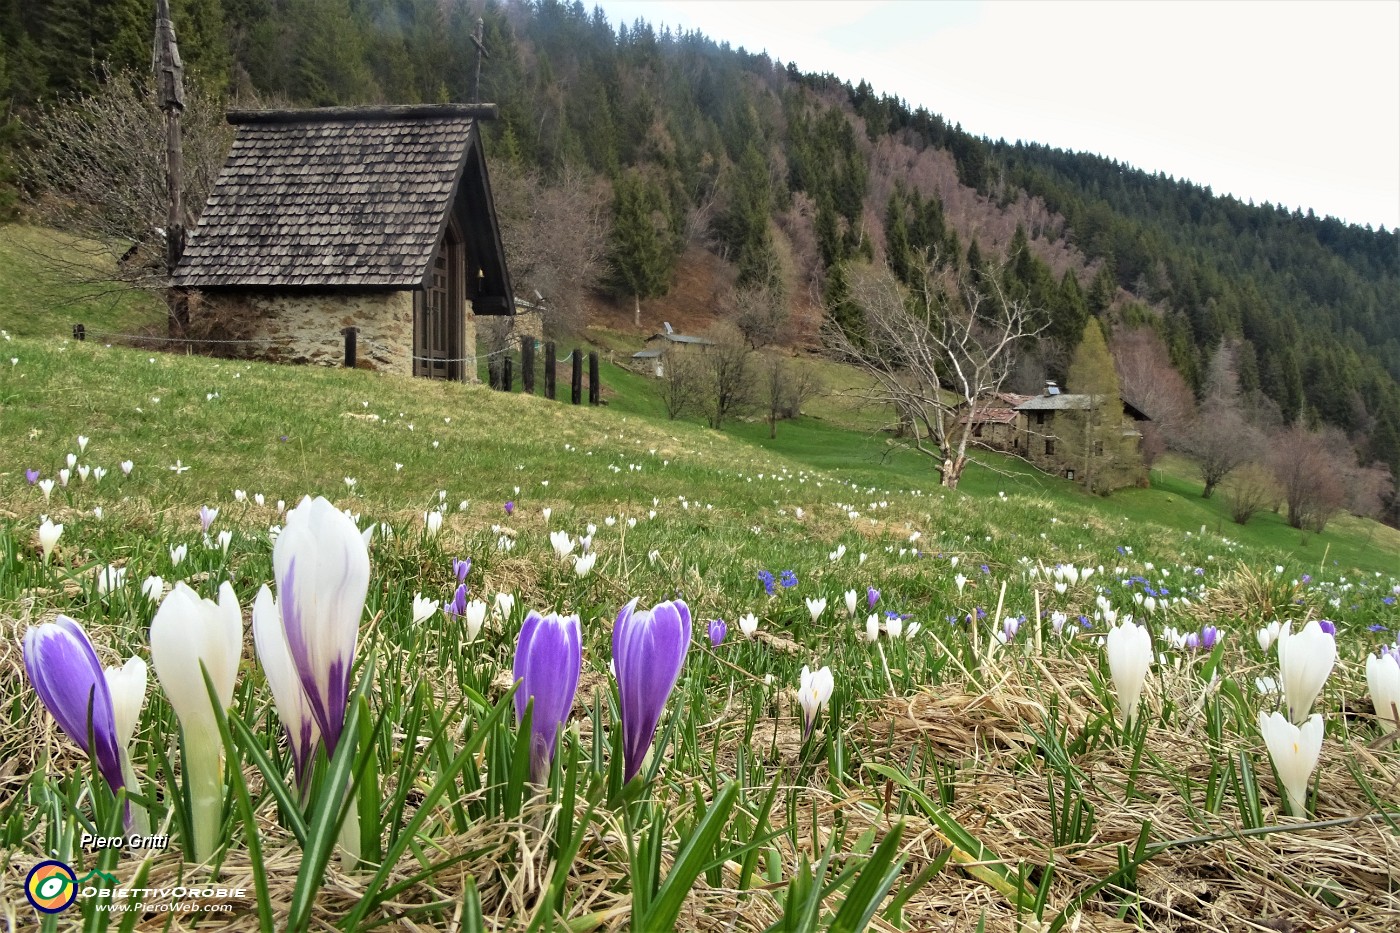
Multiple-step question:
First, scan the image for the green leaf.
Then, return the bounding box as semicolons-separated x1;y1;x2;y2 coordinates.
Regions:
639;781;740;932
829;822;905;933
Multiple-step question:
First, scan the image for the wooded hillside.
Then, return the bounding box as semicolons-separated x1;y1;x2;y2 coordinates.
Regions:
3;0;1396;509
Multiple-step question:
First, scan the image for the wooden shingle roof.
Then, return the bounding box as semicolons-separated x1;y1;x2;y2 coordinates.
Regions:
175;104;503;291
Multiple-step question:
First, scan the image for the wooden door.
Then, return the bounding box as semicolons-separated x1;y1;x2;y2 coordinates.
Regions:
415;231;462;379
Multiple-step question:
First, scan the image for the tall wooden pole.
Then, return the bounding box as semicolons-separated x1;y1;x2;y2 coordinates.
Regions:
154;0;188;333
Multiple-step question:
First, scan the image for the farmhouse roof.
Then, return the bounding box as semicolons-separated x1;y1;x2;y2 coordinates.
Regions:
174;104;511;307
1014;394;1150;421
632;348;665;359
645;332;715;346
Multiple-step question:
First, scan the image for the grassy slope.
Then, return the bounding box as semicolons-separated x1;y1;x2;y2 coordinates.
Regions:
3;231;1399;930
1;221;1394;574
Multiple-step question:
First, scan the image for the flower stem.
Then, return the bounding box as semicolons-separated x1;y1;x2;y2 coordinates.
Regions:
184;732;223;863
119;749;150;835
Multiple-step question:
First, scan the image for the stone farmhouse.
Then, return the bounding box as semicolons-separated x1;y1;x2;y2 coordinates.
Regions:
962;382;1150;489
174;104;513;382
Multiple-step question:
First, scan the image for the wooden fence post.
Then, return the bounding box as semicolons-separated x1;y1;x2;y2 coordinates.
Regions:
503;356;513;391
588;351;600;405
488;356;501;390
544;341;557;400
342;326;357;368
521;337;535;395
571;349;582;405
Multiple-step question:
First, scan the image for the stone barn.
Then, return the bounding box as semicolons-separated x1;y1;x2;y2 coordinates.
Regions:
173;104;513;382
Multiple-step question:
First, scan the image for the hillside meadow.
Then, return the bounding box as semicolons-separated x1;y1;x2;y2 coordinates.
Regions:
1;231;1398;930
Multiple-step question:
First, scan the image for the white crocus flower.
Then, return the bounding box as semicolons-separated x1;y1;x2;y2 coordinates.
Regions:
170;544;187;567
954;573;968;594
150;581;243;861
864;614;881;643
1105;621;1153;728
1257;711;1324;816
464;599;488;642
886;615;904;639
424;510;443;538
1366;652;1400;736
96;565;126;596
805;597;827;623
494;592;515;621
411;594;439;625
738;612;759;638
1276;621;1335;724
141;575;166;602
550;530;575;559
797;665;835;739
38;519;63;562
574;551;597;577
844;589;858;617
38;478;55;501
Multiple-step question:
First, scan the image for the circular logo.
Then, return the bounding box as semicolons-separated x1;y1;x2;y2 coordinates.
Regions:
26;860;78;913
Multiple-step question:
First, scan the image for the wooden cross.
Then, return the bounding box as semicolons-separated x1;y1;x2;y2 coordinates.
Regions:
472;17;490;105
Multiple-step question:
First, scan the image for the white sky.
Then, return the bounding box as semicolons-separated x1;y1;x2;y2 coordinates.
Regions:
592;0;1400;231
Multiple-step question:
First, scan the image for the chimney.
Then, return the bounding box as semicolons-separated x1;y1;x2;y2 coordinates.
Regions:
1044;381;1060;396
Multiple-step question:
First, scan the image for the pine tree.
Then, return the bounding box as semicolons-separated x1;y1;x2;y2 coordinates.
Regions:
606;169;676;322
1067;317;1141;493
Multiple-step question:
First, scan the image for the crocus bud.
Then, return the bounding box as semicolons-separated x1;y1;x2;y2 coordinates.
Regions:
149;581;243;860
613;599;691;783
1105;621;1153;728
24;617;127;812
150;582;243;736
708;618;727;647
798;665;834;740
1276;621;1335;725
1366;651;1400;737
269;496;369;758
844;590;858;617
513;611;581;783
38;519;62;562
464;599;487;642
1257;711;1323;816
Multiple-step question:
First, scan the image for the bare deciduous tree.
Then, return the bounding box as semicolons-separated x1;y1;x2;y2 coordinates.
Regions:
1110;325;1196;463
1220;463;1280;525
1179;342;1263;497
20;69;234;293
824;250;1045;488
1269;424;1348;532
761;353;824;438
657;346;701;420
492;161;609;340
698;322;754;430
732;276;789;350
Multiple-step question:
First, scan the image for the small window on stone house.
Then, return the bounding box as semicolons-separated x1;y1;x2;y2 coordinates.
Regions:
1045;438;1055;456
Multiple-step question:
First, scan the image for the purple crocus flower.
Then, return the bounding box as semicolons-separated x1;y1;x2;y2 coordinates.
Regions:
452;558;471;584
513;611;581;783
867;587;880;608
23;616;126;815
25;468;39;484
1318;620;1337;636
1200;626;1221;650
613;598;691;783
199;505;218;532
504;501;515;516
708;618;727;647
445;583;468;619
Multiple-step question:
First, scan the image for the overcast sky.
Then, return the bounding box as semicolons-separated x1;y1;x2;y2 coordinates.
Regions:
592;0;1400;231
